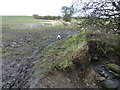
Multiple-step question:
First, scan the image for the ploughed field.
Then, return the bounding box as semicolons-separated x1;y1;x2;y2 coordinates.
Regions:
1;16;78;88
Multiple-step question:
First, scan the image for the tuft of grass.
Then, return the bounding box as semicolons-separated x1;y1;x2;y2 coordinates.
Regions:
111;43;120;55
2;45;19;54
59;59;73;69
2;48;7;53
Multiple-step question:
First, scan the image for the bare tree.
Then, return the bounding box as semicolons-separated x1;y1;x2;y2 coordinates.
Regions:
73;0;120;34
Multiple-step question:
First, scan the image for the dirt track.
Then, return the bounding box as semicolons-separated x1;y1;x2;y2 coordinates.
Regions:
2;22;78;88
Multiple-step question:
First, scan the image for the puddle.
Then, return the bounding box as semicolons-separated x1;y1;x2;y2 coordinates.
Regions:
22;22;53;28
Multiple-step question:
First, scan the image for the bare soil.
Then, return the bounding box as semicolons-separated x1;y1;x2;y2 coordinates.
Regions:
2;22;79;88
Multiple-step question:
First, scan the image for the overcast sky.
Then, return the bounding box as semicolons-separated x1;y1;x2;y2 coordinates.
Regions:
0;0;74;16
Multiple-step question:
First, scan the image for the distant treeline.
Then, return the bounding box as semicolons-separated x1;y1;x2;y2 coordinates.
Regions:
32;14;88;21
33;14;62;20
33;14;111;21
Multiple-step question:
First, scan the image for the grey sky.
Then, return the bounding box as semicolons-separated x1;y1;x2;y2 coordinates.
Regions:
1;0;112;16
0;0;74;16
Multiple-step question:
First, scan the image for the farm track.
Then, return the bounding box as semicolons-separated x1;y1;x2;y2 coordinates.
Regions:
2;23;78;88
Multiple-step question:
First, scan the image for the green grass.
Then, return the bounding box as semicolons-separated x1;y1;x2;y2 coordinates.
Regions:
56;32;85;69
1;16;50;24
1;16;78;32
0;34;2;39
2;44;19;55
37;31;85;71
1;15;51;33
71;19;85;24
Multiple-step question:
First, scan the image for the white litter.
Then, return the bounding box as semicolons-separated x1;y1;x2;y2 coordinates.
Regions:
57;35;61;39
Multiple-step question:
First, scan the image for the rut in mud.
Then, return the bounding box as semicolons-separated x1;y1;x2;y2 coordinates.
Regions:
2;23;78;88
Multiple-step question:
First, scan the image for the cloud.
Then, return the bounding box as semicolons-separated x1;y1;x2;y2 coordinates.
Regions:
0;0;73;16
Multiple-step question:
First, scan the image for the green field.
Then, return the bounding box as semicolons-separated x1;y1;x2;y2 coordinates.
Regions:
1;16;50;24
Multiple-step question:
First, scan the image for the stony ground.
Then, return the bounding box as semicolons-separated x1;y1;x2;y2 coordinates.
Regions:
1;22;79;88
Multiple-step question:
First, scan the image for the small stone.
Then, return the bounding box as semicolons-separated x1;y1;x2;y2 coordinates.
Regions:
17;63;21;67
92;83;96;86
94;56;98;60
101;79;119;89
99;71;108;78
12;42;17;45
96;30;101;33
95;76;106;81
67;78;70;82
0;43;3;47
11;44;15;47
104;74;108;78
86;83;89;86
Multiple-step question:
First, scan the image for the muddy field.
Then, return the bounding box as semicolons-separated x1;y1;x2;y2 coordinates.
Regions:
2;17;120;89
2;21;78;88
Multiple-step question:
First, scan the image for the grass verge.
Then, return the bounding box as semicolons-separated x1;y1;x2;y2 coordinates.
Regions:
37;31;86;73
